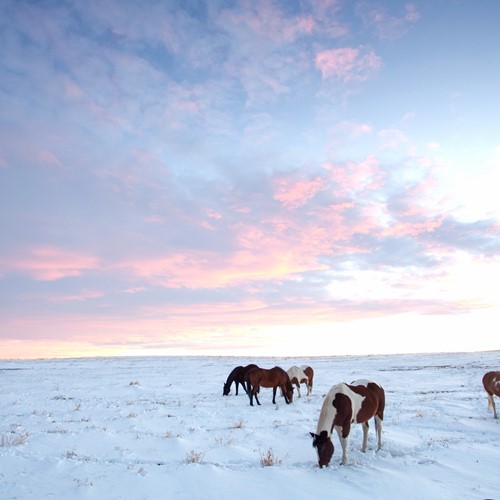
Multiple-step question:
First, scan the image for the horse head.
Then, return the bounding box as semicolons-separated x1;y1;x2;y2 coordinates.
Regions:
310;430;334;468
285;382;294;404
223;382;230;396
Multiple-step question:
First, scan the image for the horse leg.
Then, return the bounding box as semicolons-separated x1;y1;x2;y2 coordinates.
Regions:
254;388;261;406
247;380;254;406
335;425;349;465
282;385;291;404
489;394;498;419
246;378;253;404
360;421;369;452
374;415;383;449
272;386;277;404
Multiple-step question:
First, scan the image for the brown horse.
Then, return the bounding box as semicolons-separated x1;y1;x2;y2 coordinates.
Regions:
246;366;294;406
311;379;385;467
482;371;500;419
223;364;259;396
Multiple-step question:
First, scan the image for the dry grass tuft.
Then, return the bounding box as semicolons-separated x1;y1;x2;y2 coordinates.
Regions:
260;447;282;467
185;450;204;464
1;430;29;447
231;418;245;429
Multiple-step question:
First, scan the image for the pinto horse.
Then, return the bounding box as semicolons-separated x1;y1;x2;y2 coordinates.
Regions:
482;371;500;419
223;364;258;396
246;366;294;406
287;366;309;398
301;365;314;395
310;379;385;467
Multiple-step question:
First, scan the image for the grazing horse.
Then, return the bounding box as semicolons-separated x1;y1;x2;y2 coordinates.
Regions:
300;365;314;395
310;379;385;467
223;364;258;396
246;366;294;406
482;371;500;419
287;366;309;398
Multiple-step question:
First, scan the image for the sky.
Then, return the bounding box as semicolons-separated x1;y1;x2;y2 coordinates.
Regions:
1;0;500;360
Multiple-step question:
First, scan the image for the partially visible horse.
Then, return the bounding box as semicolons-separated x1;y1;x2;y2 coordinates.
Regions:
223;364;258;396
310;379;385;467
246;366;294;406
287;366;309;398
301;365;314;395
482;371;500;419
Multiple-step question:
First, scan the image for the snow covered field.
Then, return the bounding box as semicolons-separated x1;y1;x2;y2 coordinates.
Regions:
1;351;499;499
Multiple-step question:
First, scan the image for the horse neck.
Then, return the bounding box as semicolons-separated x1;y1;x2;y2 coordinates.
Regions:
316;405;336;437
316;389;340;436
226;368;238;386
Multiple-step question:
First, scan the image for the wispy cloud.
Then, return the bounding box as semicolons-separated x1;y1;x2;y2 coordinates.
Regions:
0;247;99;281
315;46;382;81
357;2;421;39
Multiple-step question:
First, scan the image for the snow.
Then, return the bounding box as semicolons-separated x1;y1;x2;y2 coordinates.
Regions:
1;351;499;499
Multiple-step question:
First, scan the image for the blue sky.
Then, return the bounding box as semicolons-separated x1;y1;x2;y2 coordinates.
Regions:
1;0;499;359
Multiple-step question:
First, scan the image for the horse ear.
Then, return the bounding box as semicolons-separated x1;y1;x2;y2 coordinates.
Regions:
310;432;317;438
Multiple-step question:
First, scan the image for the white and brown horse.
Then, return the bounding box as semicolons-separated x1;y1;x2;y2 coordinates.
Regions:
223;364;259;396
287;366;309;398
482;371;500;419
301;365;314;395
246;366;294;406
310;379;385;467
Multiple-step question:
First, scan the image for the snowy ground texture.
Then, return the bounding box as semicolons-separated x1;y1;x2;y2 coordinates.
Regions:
1;351;499;500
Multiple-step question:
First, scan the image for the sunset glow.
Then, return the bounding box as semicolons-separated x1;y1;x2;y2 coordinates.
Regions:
1;1;499;359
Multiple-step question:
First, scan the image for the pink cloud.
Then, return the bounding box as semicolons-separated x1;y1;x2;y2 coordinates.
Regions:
315;47;381;81
221;3;315;44
1;246;99;281
116;220;333;290
357;2;420;39
383;218;443;238
63;78;84;99
340;121;373;137
39;150;63;168
283;15;315;40
273;175;326;208
47;289;105;302
324;155;384;197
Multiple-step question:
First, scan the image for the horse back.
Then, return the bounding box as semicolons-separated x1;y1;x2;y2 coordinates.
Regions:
349;380;385;422
483;371;500;396
287;366;307;384
302;366;314;384
300;365;314;383
248;366;287;388
243;364;259;376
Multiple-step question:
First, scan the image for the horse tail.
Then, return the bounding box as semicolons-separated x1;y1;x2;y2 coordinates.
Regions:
377;386;386;420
